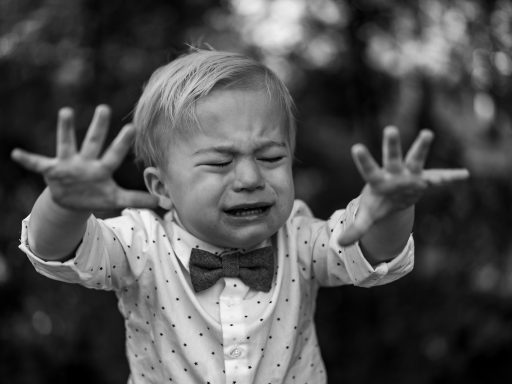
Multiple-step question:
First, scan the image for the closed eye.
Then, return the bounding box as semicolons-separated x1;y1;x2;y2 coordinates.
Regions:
259;156;285;163
205;161;232;168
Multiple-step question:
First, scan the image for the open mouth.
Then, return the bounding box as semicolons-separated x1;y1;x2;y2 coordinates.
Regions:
224;205;271;217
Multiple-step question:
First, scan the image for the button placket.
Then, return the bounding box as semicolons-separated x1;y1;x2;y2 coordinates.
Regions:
220;277;250;383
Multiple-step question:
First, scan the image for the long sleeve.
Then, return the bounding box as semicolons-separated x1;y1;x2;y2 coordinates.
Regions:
287;199;414;288
19;209;164;291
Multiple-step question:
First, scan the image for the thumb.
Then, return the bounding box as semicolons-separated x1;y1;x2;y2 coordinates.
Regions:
11;148;54;174
422;169;470;186
115;189;160;209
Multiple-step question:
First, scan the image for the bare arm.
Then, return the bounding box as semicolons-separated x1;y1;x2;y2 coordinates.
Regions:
26;187;90;260
339;126;469;264
12;106;158;260
359;200;414;263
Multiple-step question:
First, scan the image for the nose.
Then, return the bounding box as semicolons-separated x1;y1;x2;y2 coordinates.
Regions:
232;158;265;192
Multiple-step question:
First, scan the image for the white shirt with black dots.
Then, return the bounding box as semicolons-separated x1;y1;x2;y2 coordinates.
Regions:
20;198;414;384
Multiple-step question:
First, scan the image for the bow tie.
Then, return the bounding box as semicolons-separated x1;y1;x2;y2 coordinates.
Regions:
189;246;274;293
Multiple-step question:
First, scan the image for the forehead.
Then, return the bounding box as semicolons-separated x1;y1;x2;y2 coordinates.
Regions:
181;88;288;148
198;87;283;123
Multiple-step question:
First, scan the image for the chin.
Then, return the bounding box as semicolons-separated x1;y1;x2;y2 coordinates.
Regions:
230;229;278;249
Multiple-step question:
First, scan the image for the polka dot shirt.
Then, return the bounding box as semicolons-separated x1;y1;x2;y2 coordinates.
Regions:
20;198;414;384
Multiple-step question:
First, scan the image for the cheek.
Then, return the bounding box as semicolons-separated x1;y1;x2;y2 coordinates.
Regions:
177;173;227;210
265;167;295;216
173;185;222;239
269;166;294;195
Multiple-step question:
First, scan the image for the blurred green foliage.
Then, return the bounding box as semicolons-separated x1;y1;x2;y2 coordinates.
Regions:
1;0;512;383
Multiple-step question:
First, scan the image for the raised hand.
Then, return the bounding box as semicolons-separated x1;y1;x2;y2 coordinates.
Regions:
338;126;469;246
11;105;158;211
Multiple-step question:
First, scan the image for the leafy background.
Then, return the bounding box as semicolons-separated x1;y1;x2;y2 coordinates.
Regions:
1;0;512;383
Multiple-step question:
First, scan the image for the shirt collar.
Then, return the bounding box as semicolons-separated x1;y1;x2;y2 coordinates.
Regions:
163;209;271;273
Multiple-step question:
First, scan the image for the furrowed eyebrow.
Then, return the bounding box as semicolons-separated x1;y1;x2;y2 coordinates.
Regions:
257;141;287;151
193;141;287;155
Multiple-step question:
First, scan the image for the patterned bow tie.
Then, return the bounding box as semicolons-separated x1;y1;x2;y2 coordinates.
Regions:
189;246;274;293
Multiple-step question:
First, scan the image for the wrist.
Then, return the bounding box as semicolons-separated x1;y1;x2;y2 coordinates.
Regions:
360;206;414;263
43;187;91;218
377;205;415;225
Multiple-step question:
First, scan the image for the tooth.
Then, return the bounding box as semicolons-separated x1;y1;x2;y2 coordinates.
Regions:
234;208;262;216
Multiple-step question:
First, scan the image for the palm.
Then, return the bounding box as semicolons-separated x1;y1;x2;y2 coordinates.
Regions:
42;156;123;210
12;105;158;211
338;126;469;246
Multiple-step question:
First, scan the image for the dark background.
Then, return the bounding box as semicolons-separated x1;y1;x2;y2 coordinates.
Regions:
2;0;512;383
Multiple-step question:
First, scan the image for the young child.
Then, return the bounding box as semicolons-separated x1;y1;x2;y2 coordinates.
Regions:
12;49;468;384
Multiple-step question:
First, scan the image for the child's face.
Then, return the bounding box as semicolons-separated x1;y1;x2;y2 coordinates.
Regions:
152;88;294;249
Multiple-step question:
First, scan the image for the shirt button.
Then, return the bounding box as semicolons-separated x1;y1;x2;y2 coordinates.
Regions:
229;347;242;358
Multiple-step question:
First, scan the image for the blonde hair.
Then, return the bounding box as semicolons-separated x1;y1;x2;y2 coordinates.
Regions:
133;49;296;168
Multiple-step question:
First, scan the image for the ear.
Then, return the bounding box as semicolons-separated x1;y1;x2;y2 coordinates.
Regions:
143;167;173;210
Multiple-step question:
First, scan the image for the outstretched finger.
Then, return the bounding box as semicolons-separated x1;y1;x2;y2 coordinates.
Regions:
422;169;470;186
382;126;403;172
56;107;77;159
115;189;159;209
405;130;434;173
101;124;135;171
81;105;111;159
11;148;56;174
337;208;374;246
351;144;381;183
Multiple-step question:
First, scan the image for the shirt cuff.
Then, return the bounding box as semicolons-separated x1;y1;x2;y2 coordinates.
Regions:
332;197;414;287
19;215;93;283
343;236;414;287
